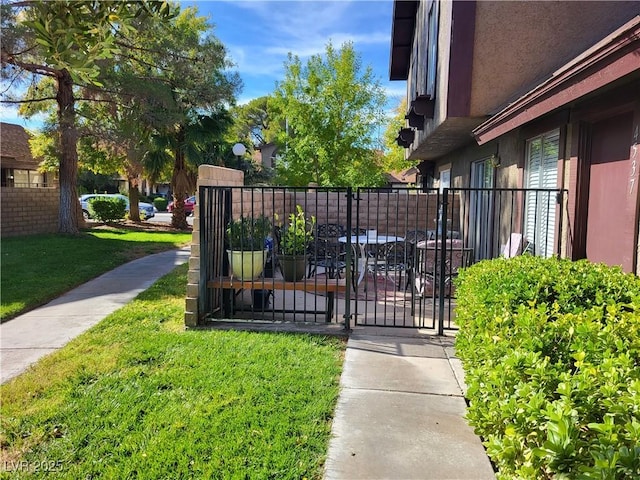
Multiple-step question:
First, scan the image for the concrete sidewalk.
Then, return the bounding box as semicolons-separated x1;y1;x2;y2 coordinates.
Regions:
0;247;191;384
324;331;496;479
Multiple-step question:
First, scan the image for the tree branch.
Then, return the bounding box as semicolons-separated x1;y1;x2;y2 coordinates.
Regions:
1;49;60;78
0;96;57;104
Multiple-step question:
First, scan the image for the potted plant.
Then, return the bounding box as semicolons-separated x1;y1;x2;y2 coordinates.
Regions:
277;205;315;281
226;215;272;280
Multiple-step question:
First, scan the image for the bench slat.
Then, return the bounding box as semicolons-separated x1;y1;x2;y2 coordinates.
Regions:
207;277;347;293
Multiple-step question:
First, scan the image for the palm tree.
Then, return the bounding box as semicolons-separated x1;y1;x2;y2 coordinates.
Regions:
146;112;232;229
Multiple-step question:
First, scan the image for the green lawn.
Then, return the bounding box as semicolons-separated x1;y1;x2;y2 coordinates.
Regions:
0;264;345;479
1;228;192;321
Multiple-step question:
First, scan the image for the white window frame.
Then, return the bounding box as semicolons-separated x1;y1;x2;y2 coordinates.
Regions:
524;130;560;257
438;167;451;192
425;0;439;97
469;157;495;260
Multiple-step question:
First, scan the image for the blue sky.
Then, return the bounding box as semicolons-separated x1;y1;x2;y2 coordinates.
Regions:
183;0;406;107
1;0;406;129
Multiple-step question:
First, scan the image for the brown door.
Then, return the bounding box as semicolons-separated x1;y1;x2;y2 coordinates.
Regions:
585;111;636;272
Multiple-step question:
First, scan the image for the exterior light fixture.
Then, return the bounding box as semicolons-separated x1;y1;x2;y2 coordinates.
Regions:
232;143;247;170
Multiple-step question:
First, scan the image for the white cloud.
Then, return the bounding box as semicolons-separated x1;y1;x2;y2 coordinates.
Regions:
219;0;392;77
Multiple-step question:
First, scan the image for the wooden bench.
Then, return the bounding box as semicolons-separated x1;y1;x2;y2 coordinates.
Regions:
207;277;348;322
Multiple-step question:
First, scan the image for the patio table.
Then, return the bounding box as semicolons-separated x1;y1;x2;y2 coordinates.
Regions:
338;232;405;285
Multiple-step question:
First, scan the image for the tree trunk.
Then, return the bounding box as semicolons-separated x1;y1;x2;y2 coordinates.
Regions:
56;69;80;234
128;175;141;222
171;127;190;230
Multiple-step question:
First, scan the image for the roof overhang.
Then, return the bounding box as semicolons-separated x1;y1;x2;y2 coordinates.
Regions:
389;0;418;81
473;16;640;145
0;156;39;170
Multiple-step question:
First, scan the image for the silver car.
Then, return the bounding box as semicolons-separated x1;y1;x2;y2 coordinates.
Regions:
79;194;156;220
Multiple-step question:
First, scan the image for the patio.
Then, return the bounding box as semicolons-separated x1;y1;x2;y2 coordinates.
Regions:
185;165;566;334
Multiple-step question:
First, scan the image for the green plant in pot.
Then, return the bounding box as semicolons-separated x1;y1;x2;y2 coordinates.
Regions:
226;215;272;280
277;205;315;281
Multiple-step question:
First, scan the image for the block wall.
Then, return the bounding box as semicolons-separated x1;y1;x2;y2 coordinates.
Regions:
1;188;59;237
185;165;244;327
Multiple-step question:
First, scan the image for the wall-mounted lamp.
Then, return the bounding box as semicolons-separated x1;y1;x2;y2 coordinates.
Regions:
411;94;434;118
395;128;415;148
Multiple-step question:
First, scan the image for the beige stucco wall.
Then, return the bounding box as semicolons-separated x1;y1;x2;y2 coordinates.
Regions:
470;1;640;115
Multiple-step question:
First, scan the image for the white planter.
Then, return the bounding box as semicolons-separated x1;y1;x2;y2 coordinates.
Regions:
227;249;268;280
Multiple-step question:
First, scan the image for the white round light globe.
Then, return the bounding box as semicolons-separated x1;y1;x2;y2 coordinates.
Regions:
232;143;246;156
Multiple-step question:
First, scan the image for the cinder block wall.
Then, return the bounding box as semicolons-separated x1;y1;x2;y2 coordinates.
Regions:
1;188;59;237
185;165;245;326
292;191;459;235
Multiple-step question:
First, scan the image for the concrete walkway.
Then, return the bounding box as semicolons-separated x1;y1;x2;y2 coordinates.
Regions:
324;330;496;479
2;248;495;479
0;247;191;384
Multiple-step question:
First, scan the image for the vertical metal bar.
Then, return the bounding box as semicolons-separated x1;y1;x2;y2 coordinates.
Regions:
437;188;449;336
344;187;352;332
557;189;565;257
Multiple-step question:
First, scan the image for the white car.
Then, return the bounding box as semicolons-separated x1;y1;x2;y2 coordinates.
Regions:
79;194;156;220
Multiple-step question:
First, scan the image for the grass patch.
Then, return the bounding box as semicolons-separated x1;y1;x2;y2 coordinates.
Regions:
1;228;191;321
0;264;345;479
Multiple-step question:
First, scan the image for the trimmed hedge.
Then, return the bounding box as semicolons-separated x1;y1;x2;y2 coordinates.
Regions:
454;256;640;479
153;197;168;212
88;196;127;223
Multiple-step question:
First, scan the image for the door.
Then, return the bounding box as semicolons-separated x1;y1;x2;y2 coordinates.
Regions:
585;112;636;272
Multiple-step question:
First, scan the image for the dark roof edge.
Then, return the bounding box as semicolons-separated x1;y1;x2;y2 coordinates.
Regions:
389;0;419;81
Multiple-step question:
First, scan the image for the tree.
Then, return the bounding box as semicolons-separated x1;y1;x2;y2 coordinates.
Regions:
1;0;173;233
122;6;240;229
271;42;387;187
381;98;416;173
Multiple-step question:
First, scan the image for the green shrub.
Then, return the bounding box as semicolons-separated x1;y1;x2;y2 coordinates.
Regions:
88;196;127;223
454;256;640;479
153;197;168;211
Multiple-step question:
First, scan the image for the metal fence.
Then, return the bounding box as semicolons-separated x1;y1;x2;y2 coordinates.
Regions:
198;186;567;333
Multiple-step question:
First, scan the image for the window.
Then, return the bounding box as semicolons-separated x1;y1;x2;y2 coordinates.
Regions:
425;0;439;97
439;168;450;192
524;130;559;257
470;158;495;260
13;169;29;187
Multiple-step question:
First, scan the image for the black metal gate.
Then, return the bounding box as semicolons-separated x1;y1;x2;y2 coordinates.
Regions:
198;186;566;333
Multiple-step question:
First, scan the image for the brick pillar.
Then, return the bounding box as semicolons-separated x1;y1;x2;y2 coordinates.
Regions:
185;165;244;327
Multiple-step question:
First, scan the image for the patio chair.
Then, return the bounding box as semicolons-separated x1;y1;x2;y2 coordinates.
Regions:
404;229;428;244
366;240;411;290
414;241;472;297
307;238;347;279
316;223;347;239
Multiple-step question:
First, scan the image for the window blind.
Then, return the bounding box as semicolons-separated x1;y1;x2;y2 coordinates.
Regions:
524;130;559;257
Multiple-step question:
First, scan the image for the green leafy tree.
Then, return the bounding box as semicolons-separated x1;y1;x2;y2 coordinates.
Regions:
1;0;173;233
229;96;277;150
381;98;415;173
126;6;240;229
271;41;386;187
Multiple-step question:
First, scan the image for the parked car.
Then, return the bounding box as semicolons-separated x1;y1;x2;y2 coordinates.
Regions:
79;194;156;220
167;195;196;215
